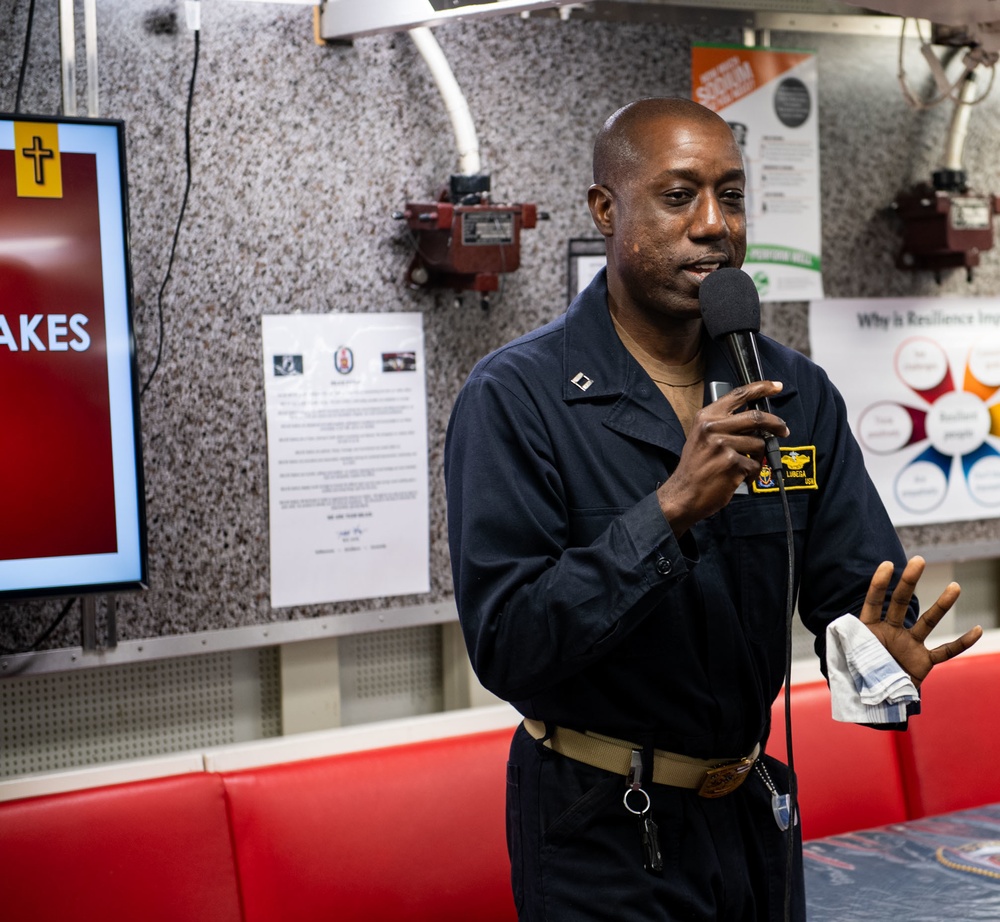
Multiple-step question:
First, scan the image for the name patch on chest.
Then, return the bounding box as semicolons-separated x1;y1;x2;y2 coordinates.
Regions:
751;446;818;493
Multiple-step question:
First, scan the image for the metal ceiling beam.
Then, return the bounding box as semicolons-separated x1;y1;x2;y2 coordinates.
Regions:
317;0;927;42
754;10;928;36
318;0;570;41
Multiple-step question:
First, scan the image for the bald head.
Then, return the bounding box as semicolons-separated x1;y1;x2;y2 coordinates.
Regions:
586;96;748;326
593;97;736;190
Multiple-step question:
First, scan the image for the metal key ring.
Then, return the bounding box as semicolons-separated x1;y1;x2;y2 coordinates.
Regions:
623;787;651;815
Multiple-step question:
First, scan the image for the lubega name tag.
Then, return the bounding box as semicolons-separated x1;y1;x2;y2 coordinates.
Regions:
752;445;818;493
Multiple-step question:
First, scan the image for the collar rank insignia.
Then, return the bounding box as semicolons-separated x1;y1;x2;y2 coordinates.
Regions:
752;445;818;494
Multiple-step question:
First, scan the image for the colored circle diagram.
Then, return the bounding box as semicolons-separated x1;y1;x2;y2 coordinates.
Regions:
857;337;1000;514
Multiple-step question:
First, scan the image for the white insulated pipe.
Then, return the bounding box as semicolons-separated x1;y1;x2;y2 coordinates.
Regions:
58;0;77;116
942;69;979;171
85;0;99;117
408;26;482;177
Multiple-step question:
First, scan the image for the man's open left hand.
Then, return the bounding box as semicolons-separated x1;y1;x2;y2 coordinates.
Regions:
860;555;982;689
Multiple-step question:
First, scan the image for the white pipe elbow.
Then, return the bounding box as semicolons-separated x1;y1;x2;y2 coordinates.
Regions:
409;26;482;178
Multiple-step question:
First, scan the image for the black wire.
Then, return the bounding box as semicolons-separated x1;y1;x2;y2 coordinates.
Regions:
140;27;200;398
14;0;36;114
0;597;75;655
2;14;198;657
776;468;798;922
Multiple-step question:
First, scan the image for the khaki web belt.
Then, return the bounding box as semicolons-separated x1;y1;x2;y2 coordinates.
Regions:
522;718;760;798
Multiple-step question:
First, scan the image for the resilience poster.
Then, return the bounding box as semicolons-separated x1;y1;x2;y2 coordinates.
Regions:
810;297;1000;526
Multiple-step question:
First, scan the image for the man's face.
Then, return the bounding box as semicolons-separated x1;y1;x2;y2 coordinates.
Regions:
596;114;747;324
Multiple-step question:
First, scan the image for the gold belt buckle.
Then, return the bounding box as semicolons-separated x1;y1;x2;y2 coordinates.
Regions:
697;757;755;798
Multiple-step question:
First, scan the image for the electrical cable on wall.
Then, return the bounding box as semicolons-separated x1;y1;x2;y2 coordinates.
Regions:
897;16;997;110
0;598;75;656
13;0;37;114
141;3;201;397
2;1;196;652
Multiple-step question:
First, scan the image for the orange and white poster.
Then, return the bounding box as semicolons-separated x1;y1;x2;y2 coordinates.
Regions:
693;45;823;302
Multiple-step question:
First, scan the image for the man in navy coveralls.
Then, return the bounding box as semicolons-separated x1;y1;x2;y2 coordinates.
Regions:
445;97;981;921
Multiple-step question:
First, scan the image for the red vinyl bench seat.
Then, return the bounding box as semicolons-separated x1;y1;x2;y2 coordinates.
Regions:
2;650;998;921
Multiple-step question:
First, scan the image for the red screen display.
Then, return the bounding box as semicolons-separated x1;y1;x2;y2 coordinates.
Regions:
0;149;118;560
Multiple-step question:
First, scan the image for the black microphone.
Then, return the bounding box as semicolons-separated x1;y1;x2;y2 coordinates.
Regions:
699;267;784;475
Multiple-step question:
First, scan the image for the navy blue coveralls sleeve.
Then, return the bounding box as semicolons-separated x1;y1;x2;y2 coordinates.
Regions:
444;270;916;920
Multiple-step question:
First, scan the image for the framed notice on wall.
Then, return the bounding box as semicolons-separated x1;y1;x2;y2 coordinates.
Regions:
261;312;430;609
0;114;147;601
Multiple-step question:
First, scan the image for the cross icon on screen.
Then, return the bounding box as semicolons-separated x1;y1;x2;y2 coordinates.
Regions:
21;135;54;185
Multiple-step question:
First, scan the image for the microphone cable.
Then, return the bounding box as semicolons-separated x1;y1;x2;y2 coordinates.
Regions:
773;462;798;922
698;267;799;919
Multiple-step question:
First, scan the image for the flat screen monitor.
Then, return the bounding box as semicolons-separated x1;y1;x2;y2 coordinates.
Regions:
0;113;147;600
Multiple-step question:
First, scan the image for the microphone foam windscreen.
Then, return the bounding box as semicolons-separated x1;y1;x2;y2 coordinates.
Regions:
699;267;761;340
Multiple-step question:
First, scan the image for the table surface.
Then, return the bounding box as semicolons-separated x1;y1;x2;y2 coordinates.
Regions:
804;802;1000;921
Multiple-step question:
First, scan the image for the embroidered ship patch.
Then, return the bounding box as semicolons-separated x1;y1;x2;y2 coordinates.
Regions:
752;446;818;493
